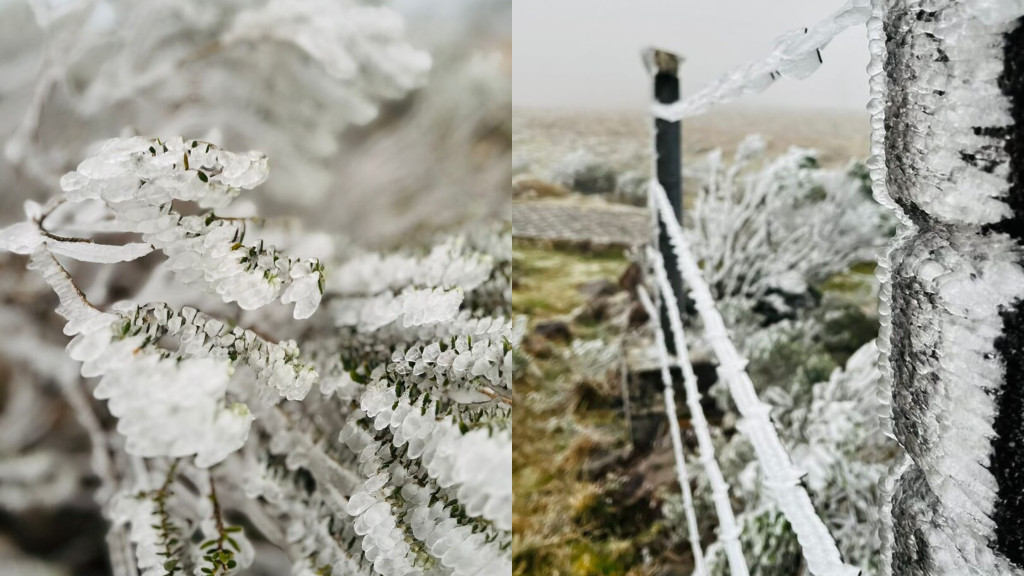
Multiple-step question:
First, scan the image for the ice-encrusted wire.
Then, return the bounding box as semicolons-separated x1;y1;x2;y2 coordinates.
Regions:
652;0;871;122
637;286;714;576
651;181;859;576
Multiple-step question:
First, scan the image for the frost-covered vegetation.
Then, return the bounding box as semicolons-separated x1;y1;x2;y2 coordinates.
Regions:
649;140;896;575
512;0;1024;574
510;131;894;575
687;135;891;325
0;1;511;575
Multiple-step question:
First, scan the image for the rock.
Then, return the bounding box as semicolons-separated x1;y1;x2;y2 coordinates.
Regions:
533;319;572;342
522;333;555;359
619;261;643;295
577;277;619;300
553;151;618;194
627;301;649;329
613;171;649;206
512;175;571;199
573;291;632;327
654;558;695;576
582;446;628;480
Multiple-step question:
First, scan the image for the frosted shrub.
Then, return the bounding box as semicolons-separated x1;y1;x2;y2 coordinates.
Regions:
0;138;516;575
0;0;430;205
689;342;895;576
653;140;895;575
687;135;890;325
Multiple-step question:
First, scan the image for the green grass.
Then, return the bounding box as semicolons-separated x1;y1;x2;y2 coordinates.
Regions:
512;239;649;576
512;242;631;319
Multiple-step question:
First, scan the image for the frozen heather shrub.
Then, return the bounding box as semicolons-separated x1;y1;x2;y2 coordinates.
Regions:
692;342;897;576
0;0;509;251
0;0;431;207
687;135;891;325
0;137;516;575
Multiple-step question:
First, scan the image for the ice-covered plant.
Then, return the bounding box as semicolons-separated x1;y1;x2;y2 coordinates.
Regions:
0;137;516;575
0;0;431;204
687;135;891;324
685;341;896;576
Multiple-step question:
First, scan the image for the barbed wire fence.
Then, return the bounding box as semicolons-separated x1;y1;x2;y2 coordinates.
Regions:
634;1;1024;575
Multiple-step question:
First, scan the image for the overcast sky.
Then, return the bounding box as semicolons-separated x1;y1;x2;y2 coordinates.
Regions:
511;0;870;111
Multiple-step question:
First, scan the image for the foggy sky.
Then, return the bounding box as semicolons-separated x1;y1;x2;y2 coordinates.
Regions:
511;0;871;111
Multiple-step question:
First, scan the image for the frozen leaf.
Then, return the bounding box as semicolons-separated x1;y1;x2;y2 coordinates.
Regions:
47;239;152;263
0;222;43;254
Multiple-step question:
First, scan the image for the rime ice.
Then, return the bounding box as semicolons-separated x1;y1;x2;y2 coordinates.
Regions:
876;1;1024;574
652;0;872;121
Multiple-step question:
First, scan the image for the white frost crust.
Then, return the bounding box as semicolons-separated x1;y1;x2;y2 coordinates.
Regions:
331;287;463;332
887;231;1024;561
866;0;902;218
652;183;859;576
878;3;1024;573
885;3;1024;225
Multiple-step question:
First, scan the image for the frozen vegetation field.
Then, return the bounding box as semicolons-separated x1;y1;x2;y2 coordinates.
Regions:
513;107;870;180
516;1;1024;574
512;104;893;575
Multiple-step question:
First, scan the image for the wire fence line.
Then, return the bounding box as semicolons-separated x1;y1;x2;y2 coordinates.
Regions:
637;286;713;576
647;183;860;576
636;2;876;573
645;257;746;576
651;0;871;122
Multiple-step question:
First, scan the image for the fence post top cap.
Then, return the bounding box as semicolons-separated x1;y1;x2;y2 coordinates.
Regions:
643;48;684;76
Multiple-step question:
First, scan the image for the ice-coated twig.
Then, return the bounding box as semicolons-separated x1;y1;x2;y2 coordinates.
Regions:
636;286;714;576
653;0;871;121
56;136;326;318
330;287;464;333
358;378;511;531
126;302;318;403
651;181;859;576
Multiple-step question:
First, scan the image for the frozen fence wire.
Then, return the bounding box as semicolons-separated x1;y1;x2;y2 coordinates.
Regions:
640;272;747;576
650;181;859;576
636;286;711;576
652;0;871;122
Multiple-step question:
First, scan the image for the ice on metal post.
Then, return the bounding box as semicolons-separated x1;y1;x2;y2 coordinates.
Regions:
644;48;684;354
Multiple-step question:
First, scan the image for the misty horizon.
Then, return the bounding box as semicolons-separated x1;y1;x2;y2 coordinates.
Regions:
512;0;871;112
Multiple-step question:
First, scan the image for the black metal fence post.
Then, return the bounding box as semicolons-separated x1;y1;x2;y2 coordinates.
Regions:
644;48;684;354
